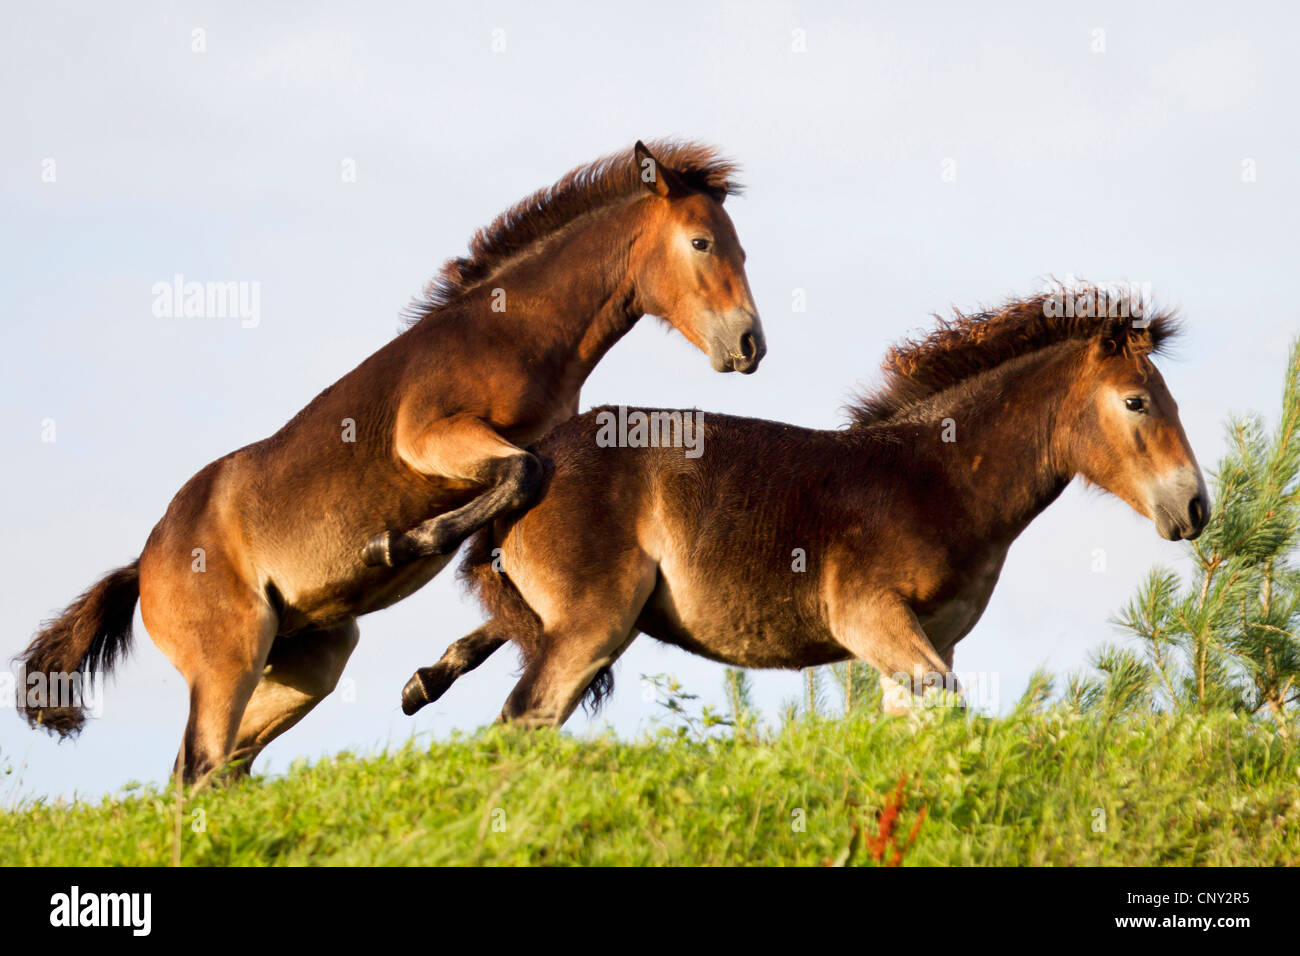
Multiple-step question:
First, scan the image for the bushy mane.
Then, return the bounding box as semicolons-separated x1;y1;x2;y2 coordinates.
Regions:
402;139;742;326
848;285;1181;426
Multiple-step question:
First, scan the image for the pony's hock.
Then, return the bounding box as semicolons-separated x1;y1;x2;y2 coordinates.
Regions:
17;139;765;783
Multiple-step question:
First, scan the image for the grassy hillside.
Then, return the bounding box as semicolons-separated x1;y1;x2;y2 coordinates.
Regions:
4;704;1298;866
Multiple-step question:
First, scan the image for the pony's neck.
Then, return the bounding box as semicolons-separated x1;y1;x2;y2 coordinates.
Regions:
463;198;647;390
910;343;1083;545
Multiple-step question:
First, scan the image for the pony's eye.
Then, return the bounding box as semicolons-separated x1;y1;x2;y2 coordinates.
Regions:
690;238;711;252
1125;396;1147;413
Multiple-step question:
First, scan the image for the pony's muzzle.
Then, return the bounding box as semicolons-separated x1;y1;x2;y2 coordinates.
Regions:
1151;467;1210;541
709;310;766;374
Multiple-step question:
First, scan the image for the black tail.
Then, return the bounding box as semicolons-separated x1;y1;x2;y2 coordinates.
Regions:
458;528;613;712
15;560;140;737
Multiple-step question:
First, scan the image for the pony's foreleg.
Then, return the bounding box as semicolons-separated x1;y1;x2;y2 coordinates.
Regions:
362;414;542;567
400;621;507;715
827;593;961;715
501;638;629;728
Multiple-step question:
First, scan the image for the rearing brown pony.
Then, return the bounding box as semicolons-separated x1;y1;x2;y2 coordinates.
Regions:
18;140;765;781
405;290;1207;723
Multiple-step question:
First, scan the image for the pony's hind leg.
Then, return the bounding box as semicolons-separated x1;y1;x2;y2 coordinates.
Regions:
230;620;361;772
172;611;277;784
401;620;506;716
139;551;278;786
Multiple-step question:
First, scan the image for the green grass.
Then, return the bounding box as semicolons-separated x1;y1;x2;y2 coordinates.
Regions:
3;707;1298;865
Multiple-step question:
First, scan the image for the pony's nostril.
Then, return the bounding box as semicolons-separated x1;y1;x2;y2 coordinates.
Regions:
740;332;757;362
1189;494;1207;528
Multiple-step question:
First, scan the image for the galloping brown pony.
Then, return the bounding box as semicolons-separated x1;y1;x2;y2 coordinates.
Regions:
18;140;766;782
406;290;1207;723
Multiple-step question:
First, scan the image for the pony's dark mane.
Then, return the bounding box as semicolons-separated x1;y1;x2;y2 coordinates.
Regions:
402;139;742;326
848;286;1181;427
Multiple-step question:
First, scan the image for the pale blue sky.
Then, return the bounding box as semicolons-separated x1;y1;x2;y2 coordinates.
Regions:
3;0;1297;801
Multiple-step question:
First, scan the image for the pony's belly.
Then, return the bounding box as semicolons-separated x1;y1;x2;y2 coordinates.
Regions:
245;471;473;629
352;553;454;615
273;552;453;630
641;617;846;669
638;575;843;669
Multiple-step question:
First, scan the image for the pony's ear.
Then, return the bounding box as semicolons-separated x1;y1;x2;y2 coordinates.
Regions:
634;140;685;198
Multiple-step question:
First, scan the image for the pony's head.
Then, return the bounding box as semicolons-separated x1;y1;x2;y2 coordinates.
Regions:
629;141;765;374
1067;315;1209;541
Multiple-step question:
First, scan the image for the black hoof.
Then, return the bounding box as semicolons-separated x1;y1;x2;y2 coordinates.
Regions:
400;671;436;717
401;665;458;715
401;671;430;715
362;533;393;567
